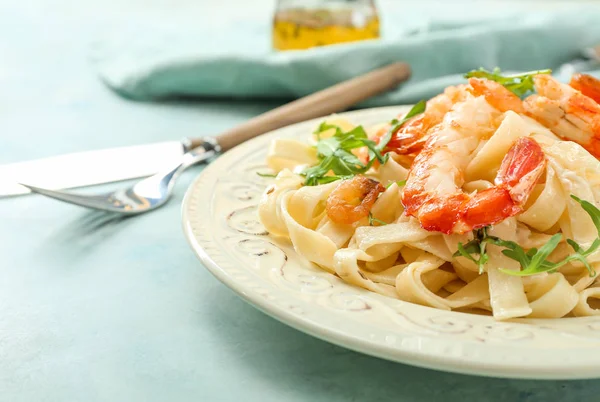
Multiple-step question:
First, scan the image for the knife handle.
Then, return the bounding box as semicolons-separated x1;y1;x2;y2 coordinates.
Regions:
187;62;411;152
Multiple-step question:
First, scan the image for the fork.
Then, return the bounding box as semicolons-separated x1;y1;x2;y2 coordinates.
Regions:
21;63;411;214
20;137;221;214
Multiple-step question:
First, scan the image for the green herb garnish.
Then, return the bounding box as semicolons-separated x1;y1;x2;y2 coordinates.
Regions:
454;227;490;274
453;195;599;277
303;103;425;186
256;172;277;178
464;67;552;97
303;123;383;186
386;179;407;189
499;195;600;277
368;212;388;226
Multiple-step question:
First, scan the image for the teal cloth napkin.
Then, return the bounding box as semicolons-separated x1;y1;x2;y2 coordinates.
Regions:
94;10;600;107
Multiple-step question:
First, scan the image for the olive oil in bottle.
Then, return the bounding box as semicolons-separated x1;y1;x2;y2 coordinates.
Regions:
272;0;380;51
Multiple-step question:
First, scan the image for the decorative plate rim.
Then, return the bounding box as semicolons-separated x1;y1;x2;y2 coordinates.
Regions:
182;106;600;380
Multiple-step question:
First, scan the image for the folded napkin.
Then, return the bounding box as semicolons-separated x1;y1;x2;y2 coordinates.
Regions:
93;8;600;107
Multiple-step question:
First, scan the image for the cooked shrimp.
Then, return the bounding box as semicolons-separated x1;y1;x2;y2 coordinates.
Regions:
372;78;524;159
370;85;470;157
467;78;525;114
401;95;546;234
524;74;600;158
326;175;385;224
570;73;600;104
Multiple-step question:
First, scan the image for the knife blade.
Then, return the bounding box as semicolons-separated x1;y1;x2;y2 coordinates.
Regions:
0;141;186;196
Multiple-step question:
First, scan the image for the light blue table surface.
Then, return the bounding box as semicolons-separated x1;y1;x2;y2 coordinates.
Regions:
2;1;600;401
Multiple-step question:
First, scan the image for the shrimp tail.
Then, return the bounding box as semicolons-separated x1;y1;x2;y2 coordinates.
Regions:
416;193;470;234
385;115;432;155
404;137;546;234
462;187;520;231
461;137;546;232
495;136;547;205
376;88;467;157
468;77;525;113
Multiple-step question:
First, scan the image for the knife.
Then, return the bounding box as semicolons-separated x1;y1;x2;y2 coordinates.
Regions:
0;62;411;197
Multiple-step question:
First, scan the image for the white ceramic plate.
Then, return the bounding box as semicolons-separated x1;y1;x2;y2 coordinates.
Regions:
182;106;600;379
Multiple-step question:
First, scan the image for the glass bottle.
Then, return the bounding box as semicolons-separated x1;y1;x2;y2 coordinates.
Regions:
272;0;380;51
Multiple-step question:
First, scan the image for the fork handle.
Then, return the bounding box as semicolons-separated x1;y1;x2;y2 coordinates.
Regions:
186;62;411;152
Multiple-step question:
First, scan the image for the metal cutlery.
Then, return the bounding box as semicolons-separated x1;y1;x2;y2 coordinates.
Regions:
18;62;411;214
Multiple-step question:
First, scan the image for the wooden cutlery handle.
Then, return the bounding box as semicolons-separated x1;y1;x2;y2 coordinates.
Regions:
188;62;411;152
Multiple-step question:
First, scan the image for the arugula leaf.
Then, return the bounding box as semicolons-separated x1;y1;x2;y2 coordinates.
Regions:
316;138;339;157
498;234;562;276
455;241;479;264
501;248;532;270
364;139;389;165
453;227;490;274
303;124;386;186
303;102;426;186
313;122;341;141
302;154;354;186
572;195;600;236
368;212;388;226
496;195;600;277
464;67;552;97
343;126;369;140
256;172;277;178
377;100;426;152
527;234;562;271
386;180;407;189
477;241;489;274
452;197;600;278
